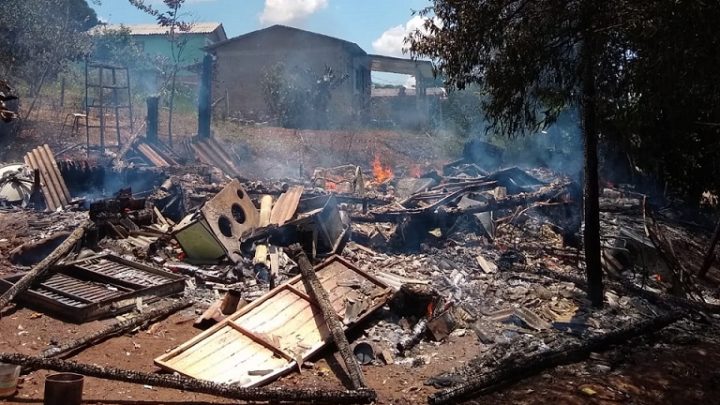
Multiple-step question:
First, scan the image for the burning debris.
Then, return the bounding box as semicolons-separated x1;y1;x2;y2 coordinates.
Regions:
0;129;717;404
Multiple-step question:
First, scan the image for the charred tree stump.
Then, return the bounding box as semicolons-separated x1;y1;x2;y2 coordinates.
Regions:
0;352;375;404
428;312;681;404
698;217;720;278
0;220;91;312
41;298;192;360
289;244;368;390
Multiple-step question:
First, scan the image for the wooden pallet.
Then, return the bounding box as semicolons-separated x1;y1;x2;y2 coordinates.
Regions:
155;256;391;387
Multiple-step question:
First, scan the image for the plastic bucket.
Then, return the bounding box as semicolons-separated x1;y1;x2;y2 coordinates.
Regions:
0;362;20;398
43;373;84;405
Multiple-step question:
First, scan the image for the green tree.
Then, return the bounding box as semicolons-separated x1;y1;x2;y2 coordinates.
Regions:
129;0;193;147
262;63;348;129
0;0;100;119
407;0;652;307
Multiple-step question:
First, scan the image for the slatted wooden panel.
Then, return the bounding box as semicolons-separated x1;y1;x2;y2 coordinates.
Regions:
155;256;391;387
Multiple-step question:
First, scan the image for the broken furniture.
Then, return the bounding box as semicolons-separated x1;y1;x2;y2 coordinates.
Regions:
173;179;259;263
155;256;391;387
0;254;185;323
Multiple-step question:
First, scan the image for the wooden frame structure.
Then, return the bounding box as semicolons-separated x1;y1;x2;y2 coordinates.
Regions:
155;256;391;387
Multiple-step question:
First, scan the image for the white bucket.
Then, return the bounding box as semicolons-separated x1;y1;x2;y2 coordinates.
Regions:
0;362;20;398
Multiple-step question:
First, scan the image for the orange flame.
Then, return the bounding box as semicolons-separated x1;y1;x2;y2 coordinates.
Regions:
372;154;393;183
325;181;337;191
409;165;421;178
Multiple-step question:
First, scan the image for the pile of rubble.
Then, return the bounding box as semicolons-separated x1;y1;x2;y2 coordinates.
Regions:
0;137;718;404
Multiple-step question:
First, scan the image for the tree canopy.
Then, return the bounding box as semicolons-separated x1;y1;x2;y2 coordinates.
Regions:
408;0;720;202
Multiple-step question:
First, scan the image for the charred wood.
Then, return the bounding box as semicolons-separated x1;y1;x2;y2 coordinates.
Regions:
697;217;720;278
0;352;375;404
289;244;368;390
529;267;720;314
351;182;571;223
427;312;681;404
0;220;91;312
41;298;192;360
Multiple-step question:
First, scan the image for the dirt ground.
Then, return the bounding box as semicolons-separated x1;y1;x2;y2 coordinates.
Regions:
1;304;719;404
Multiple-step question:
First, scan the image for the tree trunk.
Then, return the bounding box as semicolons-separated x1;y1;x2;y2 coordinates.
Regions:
581;18;604;308
168;70;176;148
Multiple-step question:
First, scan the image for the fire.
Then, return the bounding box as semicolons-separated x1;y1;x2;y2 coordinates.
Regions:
372;154;393;183
409;165;421;178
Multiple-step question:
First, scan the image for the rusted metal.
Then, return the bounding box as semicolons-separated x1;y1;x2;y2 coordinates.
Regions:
198;179;259;262
173;180;259;263
0;253;185;323
136;142;172;167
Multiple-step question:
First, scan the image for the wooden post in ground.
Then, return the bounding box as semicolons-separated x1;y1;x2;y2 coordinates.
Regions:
289;244;367;390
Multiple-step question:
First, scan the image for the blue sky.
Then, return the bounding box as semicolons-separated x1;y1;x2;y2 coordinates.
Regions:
93;0;432;85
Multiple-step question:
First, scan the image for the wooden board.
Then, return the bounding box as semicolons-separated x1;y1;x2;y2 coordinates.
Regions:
155;255;392;387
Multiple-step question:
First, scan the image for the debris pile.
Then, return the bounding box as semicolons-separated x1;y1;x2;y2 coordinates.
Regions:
0;138;718;404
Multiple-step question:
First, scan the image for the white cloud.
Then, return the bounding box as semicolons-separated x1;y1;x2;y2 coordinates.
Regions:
260;0;329;25
372;16;438;57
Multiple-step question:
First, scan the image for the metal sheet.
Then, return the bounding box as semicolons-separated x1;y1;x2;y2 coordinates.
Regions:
24;145;70;211
269;186;303;226
192;138;243;178
155;256;391;387
136;143;171;167
0;254;185;323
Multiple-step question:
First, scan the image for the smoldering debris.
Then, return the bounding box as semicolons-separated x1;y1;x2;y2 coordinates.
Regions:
0;138;717;404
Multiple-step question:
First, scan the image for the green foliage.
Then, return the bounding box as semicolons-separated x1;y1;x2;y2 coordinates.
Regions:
437;85;487;138
409;0;720;201
91;25;152;70
0;0;99;88
262;63;349;129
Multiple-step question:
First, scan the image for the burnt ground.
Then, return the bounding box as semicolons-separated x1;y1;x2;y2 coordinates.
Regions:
1;302;719;404
2;115;720;404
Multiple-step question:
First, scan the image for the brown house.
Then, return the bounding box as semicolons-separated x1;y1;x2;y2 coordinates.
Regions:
206;25;434;126
206;25;370;124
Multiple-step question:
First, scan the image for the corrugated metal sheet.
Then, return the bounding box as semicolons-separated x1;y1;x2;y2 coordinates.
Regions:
24;144;71;211
155;256;391;387
269;185;303;225
192;137;243;178
100;22;223;36
135;142;177;167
